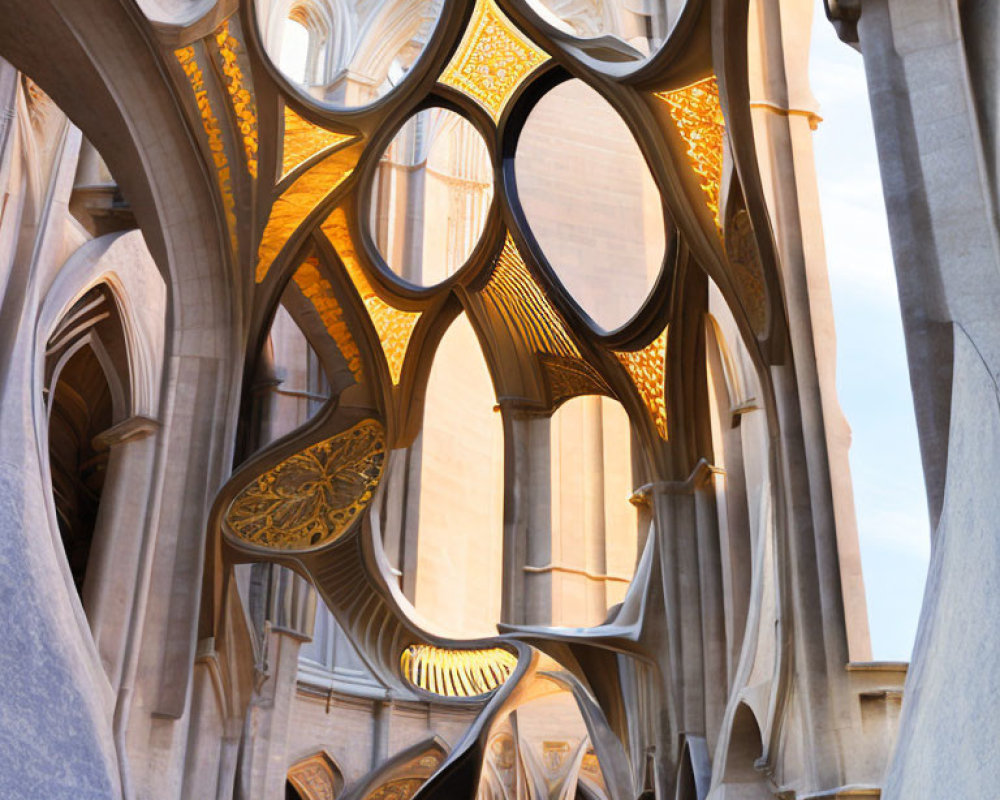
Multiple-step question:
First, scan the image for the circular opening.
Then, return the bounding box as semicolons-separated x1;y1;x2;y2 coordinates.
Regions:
370;107;493;286
524;0;685;61
256;0;444;109
515;79;666;332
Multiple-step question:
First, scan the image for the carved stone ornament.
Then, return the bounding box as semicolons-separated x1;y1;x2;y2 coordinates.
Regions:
226;419;386;550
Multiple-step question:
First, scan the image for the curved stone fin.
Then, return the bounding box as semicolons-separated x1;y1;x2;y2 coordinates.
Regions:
411;642;539;800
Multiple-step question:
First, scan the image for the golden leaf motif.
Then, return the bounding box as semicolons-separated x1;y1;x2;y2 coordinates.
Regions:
292;258;364;381
226;419;385;550
255;141;362;283
400;644;518;697
614;327;668;439
213;20;258;179
321;208;420;385
440;0;549;122
656;77;725;229
175;45;238;255
282;104;355;180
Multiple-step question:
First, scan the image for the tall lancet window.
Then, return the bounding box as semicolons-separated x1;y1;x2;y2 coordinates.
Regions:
44;284;129;600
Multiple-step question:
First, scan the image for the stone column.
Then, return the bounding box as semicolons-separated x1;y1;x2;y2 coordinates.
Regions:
503;412;551;625
84;414;158;689
826;1;1000;796
750;0;872;663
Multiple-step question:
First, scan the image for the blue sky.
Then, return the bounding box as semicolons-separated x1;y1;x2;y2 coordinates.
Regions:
809;1;930;661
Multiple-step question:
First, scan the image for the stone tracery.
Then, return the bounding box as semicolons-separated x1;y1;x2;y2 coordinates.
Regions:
0;0;931;797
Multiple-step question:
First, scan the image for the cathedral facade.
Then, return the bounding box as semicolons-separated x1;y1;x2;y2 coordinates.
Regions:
0;0;993;798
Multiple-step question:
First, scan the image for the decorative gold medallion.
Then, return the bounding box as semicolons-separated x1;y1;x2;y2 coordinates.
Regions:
440;0;549;122
226;419;386;550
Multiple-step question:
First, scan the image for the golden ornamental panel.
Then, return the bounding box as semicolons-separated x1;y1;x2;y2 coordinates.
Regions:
724;208;767;334
440;0;549;122
175;44;239;255
213;20;258;179
256;140;362;283
282;104;355;180
292;258;364;381
400;644;518;697
226;419;386;550
365;778;426;800
480;234;580;359
539;353;612;407
287;756;340;800
614;327;668;439
321;208;420;385
656;77;725;230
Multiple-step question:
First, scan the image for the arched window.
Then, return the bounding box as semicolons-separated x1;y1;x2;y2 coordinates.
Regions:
44;283;129;601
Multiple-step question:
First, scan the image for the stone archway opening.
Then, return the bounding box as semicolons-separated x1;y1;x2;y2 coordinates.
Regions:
44;283;129;600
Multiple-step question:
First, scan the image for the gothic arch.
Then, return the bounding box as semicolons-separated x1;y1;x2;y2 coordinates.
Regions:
0;3;243;794
287;750;345;799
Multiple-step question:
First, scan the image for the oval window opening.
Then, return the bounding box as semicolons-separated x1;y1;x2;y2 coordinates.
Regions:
380;314;504;638
256;0;443;109
523;0;683;60
515;80;666;332
370;108;493;287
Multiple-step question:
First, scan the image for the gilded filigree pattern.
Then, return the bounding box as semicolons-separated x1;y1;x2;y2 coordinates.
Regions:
440;0;549;122
256;140;362;283
366;778;426;800
288;757;339;800
226;419;385;550
175;45;239;254
724;208;767;334
282;104;355;180
321;208;420;385
292;258;364;381
539;353;611;406
481;235;580;359
213;20;258;179
656;77;725;229
363;750;443;800
400;644;518;697
614;327;668;439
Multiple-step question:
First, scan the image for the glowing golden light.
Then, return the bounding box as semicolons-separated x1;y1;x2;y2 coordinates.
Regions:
321;208;420;385
281;104;355;180
614;327;668;439
656;77;725;229
292;258;364;381
400;644;518;697
481;234;580;359
440;0;549;122
213;20;258;179
256;140;362;283
175;44;239;254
